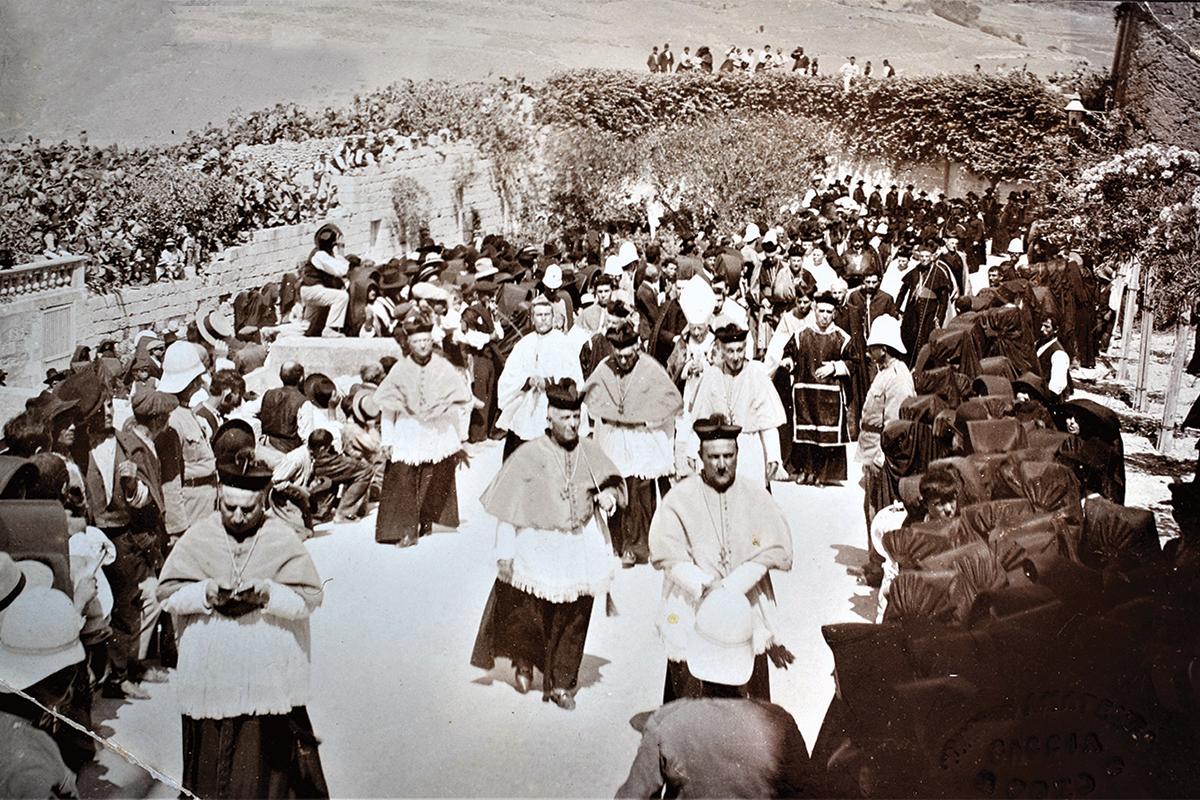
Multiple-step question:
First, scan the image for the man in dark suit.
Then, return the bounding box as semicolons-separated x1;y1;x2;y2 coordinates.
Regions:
635;264;662;347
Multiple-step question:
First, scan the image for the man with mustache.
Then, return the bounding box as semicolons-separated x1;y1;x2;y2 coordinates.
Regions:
649;415;794;702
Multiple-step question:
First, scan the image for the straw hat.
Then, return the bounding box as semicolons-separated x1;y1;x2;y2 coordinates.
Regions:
865;314;906;354
0;587;84;692
688;587;755;686
157;341;206;394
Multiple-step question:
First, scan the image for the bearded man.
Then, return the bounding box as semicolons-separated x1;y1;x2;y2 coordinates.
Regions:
649;415;794;702
471;379;625;710
584;321;683;567
373;318;473;547
690;324;786;487
496;296;584;460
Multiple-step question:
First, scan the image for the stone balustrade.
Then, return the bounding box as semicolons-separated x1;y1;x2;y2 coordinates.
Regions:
0;256;86;300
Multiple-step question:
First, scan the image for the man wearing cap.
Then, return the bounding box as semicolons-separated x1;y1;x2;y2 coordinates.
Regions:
496;296;584;461
157;421;327;798
778;292;852;485
689;324;785;487
157;238;183;281
471;378;625;710
300;222;350;337
460;280;506;443
583;321;682;567
373;317;473;546
0;587;85;798
158;341;218;540
857;315;914;587
617;585;813;798
650;415;794;702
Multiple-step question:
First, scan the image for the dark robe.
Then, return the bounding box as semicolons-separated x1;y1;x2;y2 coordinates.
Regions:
896;262;955;366
784;325;851;484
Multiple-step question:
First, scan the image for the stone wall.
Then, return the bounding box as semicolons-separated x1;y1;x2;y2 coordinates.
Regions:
1114;2;1200;150
0;257;89;387
80;141;502;346
823;156;1033;199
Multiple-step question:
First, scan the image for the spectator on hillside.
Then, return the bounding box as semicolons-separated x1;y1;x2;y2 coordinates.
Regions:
791;46;810;72
648;46;660;73
658;43;674;73
883;58;896;77
839;55;860;91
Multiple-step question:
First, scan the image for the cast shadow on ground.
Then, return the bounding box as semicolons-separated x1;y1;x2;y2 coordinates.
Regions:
830;544;867;569
472;654;612;694
77;713;162;800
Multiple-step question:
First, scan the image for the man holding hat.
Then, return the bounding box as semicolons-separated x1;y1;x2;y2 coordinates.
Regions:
689;323;785;487
0;587;86;798
583;320;683;567
496;296;584;461
300;222;350;337
650;414;794;702
157;420;327;798
471;378;625;710
856;315;914;587
373;317;473;547
158;341;218;540
617;586;813;798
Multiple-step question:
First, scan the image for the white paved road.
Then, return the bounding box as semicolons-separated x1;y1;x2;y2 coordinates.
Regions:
86;440;875;798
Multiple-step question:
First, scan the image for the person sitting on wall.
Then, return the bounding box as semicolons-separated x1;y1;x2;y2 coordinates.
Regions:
300;223;350;338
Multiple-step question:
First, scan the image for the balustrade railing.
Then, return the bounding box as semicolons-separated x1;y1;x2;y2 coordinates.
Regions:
0;256;86;300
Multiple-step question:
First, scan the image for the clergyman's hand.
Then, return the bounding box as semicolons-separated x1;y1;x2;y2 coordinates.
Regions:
767;642;796;669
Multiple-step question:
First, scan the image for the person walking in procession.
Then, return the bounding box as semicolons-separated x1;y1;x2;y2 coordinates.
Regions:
650;415;794;703
471;379;625;710
583;320;682;567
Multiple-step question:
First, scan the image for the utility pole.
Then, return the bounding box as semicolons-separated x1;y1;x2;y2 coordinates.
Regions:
1158;310;1189;453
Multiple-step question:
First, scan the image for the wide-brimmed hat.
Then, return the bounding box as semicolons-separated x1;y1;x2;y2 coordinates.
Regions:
0;587;84;692
196;308;235;347
313;222;343;248
1011;371;1051;405
865;314;906;354
688;586;755;686
351;390;380;424
473;257;498;279
157;341;206;394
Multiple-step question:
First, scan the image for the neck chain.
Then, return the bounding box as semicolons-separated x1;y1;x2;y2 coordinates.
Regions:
552;442;581;503
223;529;260;591
698;483;732;573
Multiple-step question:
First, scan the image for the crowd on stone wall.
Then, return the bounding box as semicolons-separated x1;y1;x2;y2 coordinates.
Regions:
645;42;899;84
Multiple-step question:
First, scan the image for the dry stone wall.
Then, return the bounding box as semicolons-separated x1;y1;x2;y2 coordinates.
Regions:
1116;2;1200;150
81;142;502;346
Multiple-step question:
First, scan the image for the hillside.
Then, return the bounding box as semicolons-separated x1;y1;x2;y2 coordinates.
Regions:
0;0;1116;147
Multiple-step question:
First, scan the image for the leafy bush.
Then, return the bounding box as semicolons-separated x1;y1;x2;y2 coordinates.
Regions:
536;70;1081;183
543;113;829;233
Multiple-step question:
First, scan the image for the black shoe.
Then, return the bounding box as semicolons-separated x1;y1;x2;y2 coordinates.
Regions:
621;551;636;569
515;666;533;695
549;689;576;710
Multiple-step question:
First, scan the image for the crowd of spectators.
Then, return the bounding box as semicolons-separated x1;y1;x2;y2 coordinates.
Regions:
645;42;899;82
